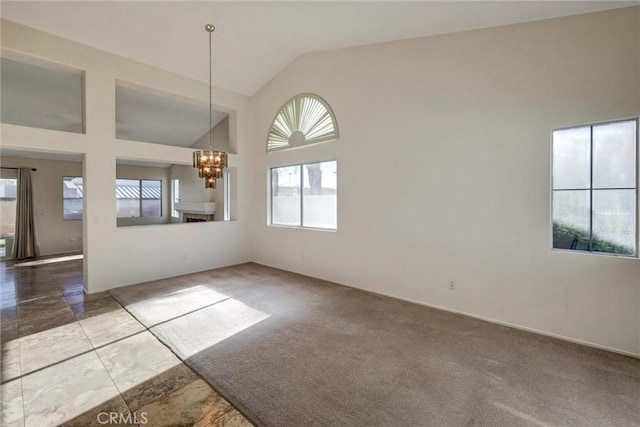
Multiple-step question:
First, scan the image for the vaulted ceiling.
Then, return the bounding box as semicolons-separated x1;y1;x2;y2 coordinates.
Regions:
2;1;635;96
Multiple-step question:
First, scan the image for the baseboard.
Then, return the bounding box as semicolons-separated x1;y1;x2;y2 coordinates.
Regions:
252;261;640;359
87;259;252;295
38;250;83;257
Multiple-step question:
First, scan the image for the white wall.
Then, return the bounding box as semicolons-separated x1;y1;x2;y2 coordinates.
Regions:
1;19;251;293
1;156;83;256
249;7;640;356
192;115;231;153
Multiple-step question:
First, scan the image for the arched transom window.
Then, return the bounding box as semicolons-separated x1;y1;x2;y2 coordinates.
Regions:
267;93;339;152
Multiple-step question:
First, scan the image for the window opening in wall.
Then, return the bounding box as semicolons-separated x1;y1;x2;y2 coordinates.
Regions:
223;171;231;221
116;179;162;218
270;160;337;230
0;177;18;257
1;57;84;134
267;93;339;152
552;118;637;256
172;179;180;218
63;176;83;220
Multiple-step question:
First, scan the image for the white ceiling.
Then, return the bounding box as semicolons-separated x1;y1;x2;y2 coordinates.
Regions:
1;1;636;96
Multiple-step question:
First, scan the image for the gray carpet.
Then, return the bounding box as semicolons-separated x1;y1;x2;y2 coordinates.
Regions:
110;263;640;427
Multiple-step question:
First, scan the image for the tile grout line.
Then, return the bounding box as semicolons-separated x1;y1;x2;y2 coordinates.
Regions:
90;344;140;427
14;260;135;426
17;299;26;427
108;291;251;425
8;262;57;426
11;268;27;427
70;291;140;426
7;259;246;426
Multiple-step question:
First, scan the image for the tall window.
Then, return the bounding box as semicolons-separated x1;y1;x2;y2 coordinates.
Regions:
116;179;161;218
171;179;180;218
0;177;17;257
552;119;637;255
271;160;337;229
223;171;230;221
63;176;83;220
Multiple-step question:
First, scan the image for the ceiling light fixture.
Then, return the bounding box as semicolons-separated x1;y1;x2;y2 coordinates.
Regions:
193;24;228;189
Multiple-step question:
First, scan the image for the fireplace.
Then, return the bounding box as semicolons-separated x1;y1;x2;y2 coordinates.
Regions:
183;213;214;222
175;202;216;223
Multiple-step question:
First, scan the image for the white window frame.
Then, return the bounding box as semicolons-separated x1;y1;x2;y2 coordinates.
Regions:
551;117;638;257
269;160;337;231
116;178;162;219
171;179;179;218
266;93;339;152
223;171;231;221
62;176;83;221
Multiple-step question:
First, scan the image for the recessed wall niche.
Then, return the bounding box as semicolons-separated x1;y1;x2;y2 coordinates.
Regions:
0;57;84;133
115;82;231;153
115;159;234;227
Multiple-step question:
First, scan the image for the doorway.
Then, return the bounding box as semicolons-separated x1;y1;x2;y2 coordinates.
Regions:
0;173;17;258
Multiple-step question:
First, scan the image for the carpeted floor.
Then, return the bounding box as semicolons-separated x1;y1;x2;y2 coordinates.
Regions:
110;263;640;426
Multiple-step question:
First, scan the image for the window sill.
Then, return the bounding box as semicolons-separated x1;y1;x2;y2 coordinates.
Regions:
268;224;336;233
551;248;638;259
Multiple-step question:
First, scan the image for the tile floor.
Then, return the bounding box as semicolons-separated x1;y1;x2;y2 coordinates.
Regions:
0;257;251;427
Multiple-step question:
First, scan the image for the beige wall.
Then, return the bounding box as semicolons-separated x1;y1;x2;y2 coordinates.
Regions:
1;156;83;256
249;7;640;355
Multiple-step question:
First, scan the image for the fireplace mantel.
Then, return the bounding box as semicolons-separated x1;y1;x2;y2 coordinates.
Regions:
175;202;216;215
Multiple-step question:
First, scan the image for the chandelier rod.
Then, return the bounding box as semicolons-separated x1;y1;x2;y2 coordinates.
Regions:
206;24;215;151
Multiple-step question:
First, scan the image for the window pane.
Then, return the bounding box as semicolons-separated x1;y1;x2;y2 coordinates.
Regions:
0;178;17;238
593;120;636;189
116;179;140;218
592;189;635;255
63;177;83;220
141;180;161;217
552;126;590;190
172;179;179;218
303;161;337;229
271;166;300;226
552;190;590;251
223;171;230;221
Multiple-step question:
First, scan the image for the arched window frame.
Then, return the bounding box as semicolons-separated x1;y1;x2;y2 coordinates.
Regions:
266;93;339;152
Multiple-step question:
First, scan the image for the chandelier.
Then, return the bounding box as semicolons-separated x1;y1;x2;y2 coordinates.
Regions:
193;24;228;189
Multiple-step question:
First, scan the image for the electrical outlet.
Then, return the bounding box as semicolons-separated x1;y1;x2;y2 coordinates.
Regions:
449;280;456;290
